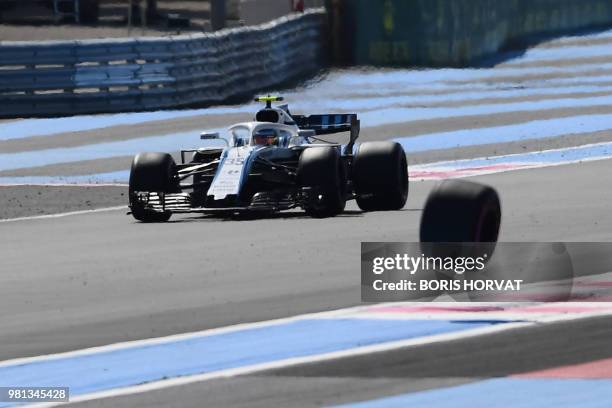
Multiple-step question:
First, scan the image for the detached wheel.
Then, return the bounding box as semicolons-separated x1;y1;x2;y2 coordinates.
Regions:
420;180;501;284
298;147;346;218
353;141;408;211
420;180;501;243
129;153;180;223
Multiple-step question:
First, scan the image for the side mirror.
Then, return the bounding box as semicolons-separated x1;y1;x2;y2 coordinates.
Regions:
200;132;228;147
298;130;315;139
200;132;220;140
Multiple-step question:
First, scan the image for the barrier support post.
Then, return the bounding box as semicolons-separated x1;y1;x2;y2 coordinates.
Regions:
211;0;226;31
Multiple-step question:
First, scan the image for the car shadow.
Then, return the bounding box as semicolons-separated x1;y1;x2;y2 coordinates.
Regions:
165;207;422;223
168;209;365;223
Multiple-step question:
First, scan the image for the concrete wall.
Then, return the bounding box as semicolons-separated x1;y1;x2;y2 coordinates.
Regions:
337;0;612;66
238;0;293;25
231;0;325;26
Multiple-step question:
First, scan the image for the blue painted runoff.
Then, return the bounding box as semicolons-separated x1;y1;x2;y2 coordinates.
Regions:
0;319;498;407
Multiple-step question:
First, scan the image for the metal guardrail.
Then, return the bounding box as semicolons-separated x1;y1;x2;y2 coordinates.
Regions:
0;9;326;117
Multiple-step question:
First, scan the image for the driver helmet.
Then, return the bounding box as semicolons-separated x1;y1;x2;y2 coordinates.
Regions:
253;128;278;146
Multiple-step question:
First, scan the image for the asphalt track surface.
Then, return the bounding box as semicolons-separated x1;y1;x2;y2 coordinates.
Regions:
4;30;612;407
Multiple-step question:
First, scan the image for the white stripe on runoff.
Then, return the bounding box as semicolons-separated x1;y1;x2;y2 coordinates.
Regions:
0;206;127;223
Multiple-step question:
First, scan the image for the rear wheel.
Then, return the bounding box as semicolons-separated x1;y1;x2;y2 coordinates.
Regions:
129;153;179;223
353;142;408;211
298;147;346;218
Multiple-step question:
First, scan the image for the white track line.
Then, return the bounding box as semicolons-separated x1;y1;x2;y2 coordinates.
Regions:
0;206;127;223
21;307;612;408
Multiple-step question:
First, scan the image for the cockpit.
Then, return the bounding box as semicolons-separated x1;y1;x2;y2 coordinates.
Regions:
252;128;278;146
229;124;298;148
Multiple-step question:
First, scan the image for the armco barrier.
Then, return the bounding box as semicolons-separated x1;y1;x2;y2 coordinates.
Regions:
0;9;326;118
338;0;612;66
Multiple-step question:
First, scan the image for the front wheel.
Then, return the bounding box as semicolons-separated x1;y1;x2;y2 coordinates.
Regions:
129;153;180;223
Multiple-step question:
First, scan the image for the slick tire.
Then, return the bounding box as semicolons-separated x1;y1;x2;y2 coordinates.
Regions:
420;180;501;283
129;152;180;223
353;141;408;211
298;147;346;218
420;180;501;244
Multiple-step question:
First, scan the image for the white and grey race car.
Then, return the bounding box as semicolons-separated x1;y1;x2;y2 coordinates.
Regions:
128;95;409;222
128;95;501;248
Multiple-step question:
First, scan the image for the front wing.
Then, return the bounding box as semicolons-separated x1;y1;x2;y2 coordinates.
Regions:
131;187;325;214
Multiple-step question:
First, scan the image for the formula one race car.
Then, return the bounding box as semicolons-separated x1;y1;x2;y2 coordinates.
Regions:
128;96;409;222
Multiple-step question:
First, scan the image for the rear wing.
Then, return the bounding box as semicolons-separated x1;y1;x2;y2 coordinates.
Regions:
293;114;360;155
293;114;356;134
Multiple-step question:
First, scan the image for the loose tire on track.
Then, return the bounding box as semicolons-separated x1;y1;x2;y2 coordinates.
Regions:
353;141;408;211
420;180;501;285
298;147;346;218
420;180;501;243
129;153;180;223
